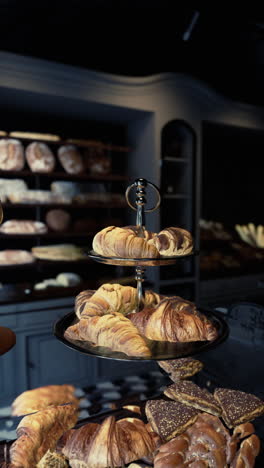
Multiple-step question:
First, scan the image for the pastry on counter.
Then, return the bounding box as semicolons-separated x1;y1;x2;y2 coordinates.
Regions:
0;249;35;266
0;219;47;235
164;380;222;416
62;415;159;467
235;223;264;248
9;404;78;468
128;296;217;342
0;138;25;171
75;283;161;319
157;357;203;381
154;412;260;468
145;399;199;441
11;384;79;416
65;313;152;358
25;142;56;172
45;209;71;232
92;225;193;258
10;131;60;141
57;145;84;174
31;244;85;261
214;387;264;428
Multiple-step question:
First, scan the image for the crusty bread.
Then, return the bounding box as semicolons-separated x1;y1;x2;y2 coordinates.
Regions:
57;145;84;174
0;138;25;171
26;142;55;172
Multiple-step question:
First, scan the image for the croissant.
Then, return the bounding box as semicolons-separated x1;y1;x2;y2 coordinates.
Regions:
65;313;151;357
151;227;193;256
75;283;162;319
128;297;217;342
92;226;159;258
11;384;78;416
9;404;78;468
62;415;160;468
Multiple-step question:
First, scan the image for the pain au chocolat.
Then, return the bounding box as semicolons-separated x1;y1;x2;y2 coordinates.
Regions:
164;380;222;417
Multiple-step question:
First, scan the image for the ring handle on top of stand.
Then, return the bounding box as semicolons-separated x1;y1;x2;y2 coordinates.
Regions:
125;178;161;214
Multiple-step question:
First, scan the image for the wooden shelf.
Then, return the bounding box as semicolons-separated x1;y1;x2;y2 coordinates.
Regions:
0;169;128;182
2;201;126;209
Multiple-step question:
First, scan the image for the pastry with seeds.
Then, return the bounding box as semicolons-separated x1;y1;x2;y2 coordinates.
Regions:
145;399;199;441
214;387;264;428
164;380;222;416
157;357;203;381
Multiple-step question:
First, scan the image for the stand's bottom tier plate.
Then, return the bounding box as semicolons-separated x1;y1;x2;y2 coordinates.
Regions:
54;309;228;361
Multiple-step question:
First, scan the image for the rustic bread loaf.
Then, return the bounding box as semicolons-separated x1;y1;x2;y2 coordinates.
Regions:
45;209;71;232
26;142;55;172
57;145;84;174
0;138;25;170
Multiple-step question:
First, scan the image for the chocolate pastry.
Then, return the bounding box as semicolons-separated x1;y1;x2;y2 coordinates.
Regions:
164;380;221;416
214;388;264;428
145;399;199;441
158;357;203;381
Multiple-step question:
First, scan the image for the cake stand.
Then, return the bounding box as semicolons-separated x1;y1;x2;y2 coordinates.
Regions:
54;178;228;360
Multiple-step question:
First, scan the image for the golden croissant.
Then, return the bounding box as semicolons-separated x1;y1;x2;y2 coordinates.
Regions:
75;283;162;319
128;297;218;342
9;404;78;468
65;313;151;357
152;227;193;256
62;415;160;468
92;226;158;258
92;225;193;258
11;384;78;416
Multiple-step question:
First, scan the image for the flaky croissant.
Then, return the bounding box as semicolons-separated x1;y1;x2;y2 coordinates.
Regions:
62;416;160;468
75;283;162;319
128;296;217;342
152;227;193;256
92;226;158;258
9;404;78;468
11;384;78;416
65;313;151;357
92;225;193;258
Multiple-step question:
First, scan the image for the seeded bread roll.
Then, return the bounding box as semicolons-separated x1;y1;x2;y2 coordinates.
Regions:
0;138;25;171
45;209;71;232
58;145;84;174
26;142;55;172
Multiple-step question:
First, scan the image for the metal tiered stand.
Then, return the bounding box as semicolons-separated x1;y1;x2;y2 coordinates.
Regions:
54;178;228;360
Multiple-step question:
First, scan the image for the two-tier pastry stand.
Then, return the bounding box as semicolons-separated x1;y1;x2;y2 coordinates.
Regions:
54;178;228;361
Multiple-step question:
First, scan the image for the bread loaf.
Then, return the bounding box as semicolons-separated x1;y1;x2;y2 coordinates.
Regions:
0;179;28;199
0;250;35;265
0;138;25;171
84;146;111;174
45;209;71;232
8;190;71;204
50;181;79;198
26;142;55;172
0;220;47;235
57;145;84;174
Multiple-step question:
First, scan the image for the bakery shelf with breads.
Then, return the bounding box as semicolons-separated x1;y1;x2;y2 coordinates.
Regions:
1;359;263;467
0;131;130;301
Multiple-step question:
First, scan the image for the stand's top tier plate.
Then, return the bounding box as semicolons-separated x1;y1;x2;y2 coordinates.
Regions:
88;249;199;267
54;308;228;362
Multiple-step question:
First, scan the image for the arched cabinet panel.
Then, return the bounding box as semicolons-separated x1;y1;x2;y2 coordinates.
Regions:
159;120;198;301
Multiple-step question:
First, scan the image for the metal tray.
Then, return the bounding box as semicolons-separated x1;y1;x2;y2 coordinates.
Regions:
54;309;228;361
